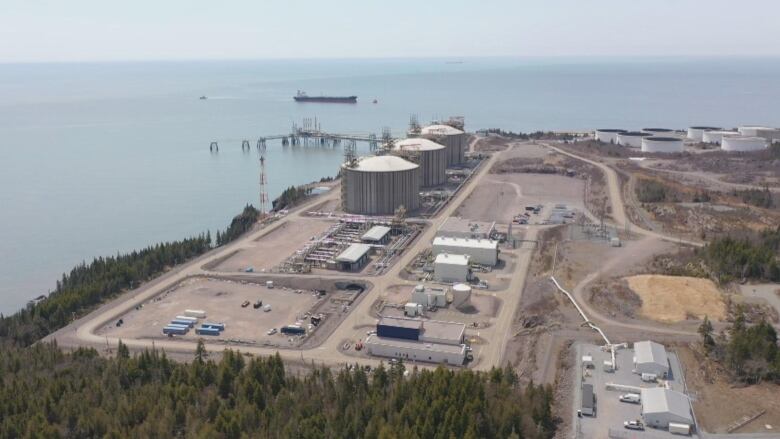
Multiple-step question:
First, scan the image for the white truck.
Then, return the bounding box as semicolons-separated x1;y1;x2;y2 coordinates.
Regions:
619;393;640;404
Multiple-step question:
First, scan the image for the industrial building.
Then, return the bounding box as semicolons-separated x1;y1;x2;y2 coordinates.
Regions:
633;340;670;377
434;253;470;282
640;388;693;429
642;128;677;136
641;136;684;153
436;217;496;240
364;335;466;365
361;225;392;244
702;130;738;144
594;129;627;144
334;243;372;271
616;131;650;148
341;155;421;215
410;284;448;308
420;124;466;166
367;316;468;364
687;126;721;142
432;236;499;266
721;136;767;152
392;138;448;187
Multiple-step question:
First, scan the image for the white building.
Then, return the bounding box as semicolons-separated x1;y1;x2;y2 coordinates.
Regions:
361;225;392;244
437;217;495;240
364;334;466;365
640;388;693;429
432;236;499;266
411;284;448;308
434;253;470;282
418;319;465;346
634;341;670;377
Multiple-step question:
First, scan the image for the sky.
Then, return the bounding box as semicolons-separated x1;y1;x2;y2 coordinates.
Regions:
2;0;780;62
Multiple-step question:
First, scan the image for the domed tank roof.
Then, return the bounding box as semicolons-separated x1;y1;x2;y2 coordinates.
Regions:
393;138;446;152
421;124;464;136
347;155;419;172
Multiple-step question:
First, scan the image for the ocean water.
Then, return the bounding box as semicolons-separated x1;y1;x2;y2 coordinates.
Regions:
1;57;780;314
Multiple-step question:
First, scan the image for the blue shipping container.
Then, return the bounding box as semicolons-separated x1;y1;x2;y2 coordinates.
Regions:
196;327;220;336
171;319;194;328
202;322;225;331
377;324;419;341
163;326;188;335
167;323;190;330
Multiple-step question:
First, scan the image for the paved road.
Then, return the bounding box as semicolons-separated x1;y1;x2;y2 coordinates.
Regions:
48;146;534;370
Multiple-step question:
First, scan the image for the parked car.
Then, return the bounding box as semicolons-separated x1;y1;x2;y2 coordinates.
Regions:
266;328;277;335
619;393;641;404
624;420;644;430
241;300;250;308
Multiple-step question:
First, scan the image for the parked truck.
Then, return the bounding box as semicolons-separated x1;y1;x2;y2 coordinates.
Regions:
196;326;220;336
281;325;306;335
171;319;195;328
668;422;691;436
163;325;188;336
202;322;225;331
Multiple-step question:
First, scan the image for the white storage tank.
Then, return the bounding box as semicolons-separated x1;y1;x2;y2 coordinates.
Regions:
420;124;466;166
594;129;627;144
701;130;739;144
616;131;651;147
341;155;421;215
451;283;472;308
641;136;684;153
721;136;767;152
738;125;775;137
687;126;721;142
642;128;677;137
392;138;448;187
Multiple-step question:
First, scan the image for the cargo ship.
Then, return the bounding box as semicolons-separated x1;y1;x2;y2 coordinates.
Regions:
294;90;357;103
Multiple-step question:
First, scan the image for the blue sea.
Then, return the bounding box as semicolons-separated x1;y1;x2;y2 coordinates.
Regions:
1;57;779;314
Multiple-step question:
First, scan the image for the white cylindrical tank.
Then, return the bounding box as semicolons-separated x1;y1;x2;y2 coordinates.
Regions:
420;124;466;166
687;126;721;142
616;131;651;147
721;136;767;152
392;138;448;187
641;128;677;137
738;125;775;137
342;155;421;215
594;129;627;144
451;283;472;308
641;136;684;153
701;130;739;144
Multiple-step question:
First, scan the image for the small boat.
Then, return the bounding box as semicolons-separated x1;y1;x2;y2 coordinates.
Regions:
372;99;378;104
199;96;207;100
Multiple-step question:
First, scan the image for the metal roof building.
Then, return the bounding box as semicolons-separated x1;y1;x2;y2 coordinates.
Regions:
364;334;466;365
361;225;392;243
418;319;465;346
634;340;670;377
640;388;693;429
341;155;420;215
432;236;499;266
434;253;470;283
335;243;372;271
436;217;496;240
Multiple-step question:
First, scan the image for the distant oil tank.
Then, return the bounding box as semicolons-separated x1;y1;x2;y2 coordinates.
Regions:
342;155;421;215
420;124;466;166
721;136;767;152
687;126;721;142
702;130;739;144
616;131;651;148
594;129;627;144
392;138;448;187
641;136;684;153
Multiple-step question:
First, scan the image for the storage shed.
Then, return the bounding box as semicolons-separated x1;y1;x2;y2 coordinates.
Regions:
364;334;466;365
361;225;392;244
335;243;372;271
634;340;670;377
640;388;693;429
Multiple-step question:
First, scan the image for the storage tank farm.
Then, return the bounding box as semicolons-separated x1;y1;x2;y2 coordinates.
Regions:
616;131;651;147
419;124;466;166
687;126;721;142
594;129;627;144
641;128;677;137
391;138;448;187
341;155;421;215
641;136;684;153
702;130;739;144
721;136;767;151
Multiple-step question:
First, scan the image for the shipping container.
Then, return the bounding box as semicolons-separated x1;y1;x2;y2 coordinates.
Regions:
171;319;195;328
163;326;188;335
175;315;198;323
377;323;420;341
167;323;190;330
281;325;306;335
196;326;221;336
202;322;225;331
184;309;207;319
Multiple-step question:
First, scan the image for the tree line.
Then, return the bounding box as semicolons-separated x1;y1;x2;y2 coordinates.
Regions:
0;342;556;439
271;185;313;212
1;205;261;347
701;226;780;283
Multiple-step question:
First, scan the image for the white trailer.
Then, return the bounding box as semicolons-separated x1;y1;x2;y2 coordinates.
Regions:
668;422;691;435
184;309;206;319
